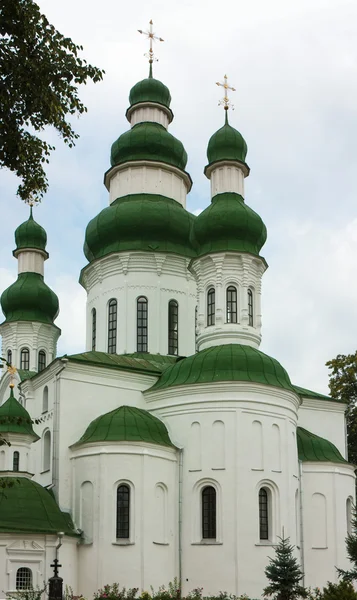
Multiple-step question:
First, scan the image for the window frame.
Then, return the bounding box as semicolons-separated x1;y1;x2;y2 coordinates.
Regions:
13;451;20;472
202;485;217;540
7;349;12;365
168;299;179;356
207;288;215;326
20;347;30;370
115;483;133;543
248;288;254;326
259;487;269;540
42;386;49;413
92;308;97;351
137;296;148;353
16;567;33;591
226;285;238;324
38;350;46;372
107;299;117;354
42;429;51;472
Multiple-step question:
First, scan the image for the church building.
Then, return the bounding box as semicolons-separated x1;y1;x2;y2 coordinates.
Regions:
0;28;354;599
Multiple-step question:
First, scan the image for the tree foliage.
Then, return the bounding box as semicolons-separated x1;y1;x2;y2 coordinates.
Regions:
0;0;104;202
326;351;357;464
337;505;357;583
263;536;308;600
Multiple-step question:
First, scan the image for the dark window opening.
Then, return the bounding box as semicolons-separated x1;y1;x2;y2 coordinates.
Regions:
248;289;254;326
92;308;97;351
207;288;215;326
20;348;30;370
16;567;32;590
168;300;178;355
137;297;148;352
116;484;130;539
38;350;46;372
13;451;20;472
108;299;117;354
259;488;269;540
202;485;216;539
226;286;237;323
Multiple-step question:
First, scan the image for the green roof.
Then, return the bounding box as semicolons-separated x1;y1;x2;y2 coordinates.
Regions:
206;113;248;167
129;74;171;109
0;477;78;535
0;388;39;439
74;405;175;448
65;350;177;376
111;122;187;171
14;207;47;255
193;193;267;257
17;369;37;382
297;427;347;463
149;344;294;392
1;272;59;325
293;384;344;403
83;194;196;264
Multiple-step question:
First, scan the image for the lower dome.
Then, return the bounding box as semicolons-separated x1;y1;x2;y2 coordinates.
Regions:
149;344;294;392
1;272;59;325
83;193;196;262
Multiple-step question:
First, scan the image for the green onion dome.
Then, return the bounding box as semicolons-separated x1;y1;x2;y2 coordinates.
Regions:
1;272;59;325
0;477;78;535
14;207;47;255
297;427;347;463
74;405;175;448
193;192;266;257
83;193;196;262
206;114;248;167
111;122;187;171
0;388;39;439
129;76;171;109
149;344;294;392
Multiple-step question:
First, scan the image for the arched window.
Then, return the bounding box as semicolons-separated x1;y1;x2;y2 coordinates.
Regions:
259;487;269;540
43;430;51;471
7;349;12;365
116;484;130;539
168;300;178;355
13;451;20;472
108;299;117;354
202;486;216;539
226;286;237;323
137;297;148;352
42;386;48;413
38;350;46;372
248;289;254;326
207;288;215;326
20;348;30;370
16;567;32;590
92;308;96;351
195;305;198;351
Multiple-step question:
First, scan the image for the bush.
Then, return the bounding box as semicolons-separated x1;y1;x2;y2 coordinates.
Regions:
307;582;357;600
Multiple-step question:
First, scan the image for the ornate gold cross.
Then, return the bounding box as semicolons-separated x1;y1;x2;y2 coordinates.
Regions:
7;365;17;389
216;74;236;110
138;20;164;65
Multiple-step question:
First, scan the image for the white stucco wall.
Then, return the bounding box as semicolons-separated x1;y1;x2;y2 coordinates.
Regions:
298;399;347;456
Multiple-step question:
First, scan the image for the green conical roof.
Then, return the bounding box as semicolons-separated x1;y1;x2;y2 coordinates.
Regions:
111;122;187;171
206;113;248;167
129;72;171;109
194;192;267;257
0;477;78;535
0;388;39;439
1;272;59;325
83;193;196;263
149;344;294;392
14;207;47;255
297;427;348;463
74;405;175;448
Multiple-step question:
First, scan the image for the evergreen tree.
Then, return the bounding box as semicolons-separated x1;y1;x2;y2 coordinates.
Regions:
263;536;308;600
338;505;357;582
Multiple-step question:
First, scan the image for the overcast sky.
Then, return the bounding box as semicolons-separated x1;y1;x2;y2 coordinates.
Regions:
1;0;357;394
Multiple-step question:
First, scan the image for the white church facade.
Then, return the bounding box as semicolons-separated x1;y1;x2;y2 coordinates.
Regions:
0;53;354;599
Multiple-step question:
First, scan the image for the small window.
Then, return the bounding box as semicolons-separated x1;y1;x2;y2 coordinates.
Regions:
259;488;269;540
116;484;130;539
16;567;32;590
92;308;96;351
195;305;198;351
7;349;12;365
202;486;216;539
43;430;51;472
248;289;254;326
38;350;46;372
207;288;215;326
42;386;48;413
13;451;20;472
108;299;117;354
226;286;237;323
137;297;148;352
20;348;30;370
168;300;178;355
347;497;353;535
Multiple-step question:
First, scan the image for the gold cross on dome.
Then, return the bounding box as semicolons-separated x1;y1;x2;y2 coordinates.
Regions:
138;19;164;64
7;365;17;389
216;74;236;110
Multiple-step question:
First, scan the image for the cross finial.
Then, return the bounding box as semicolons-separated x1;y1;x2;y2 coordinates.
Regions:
216;74;236;111
138;20;164;73
7;365;17;389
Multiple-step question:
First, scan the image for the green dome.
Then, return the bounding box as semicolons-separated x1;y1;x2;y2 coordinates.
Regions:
83;193;196;263
206;115;248;166
194;193;267;257
0;477;77;535
0;388;39;439
111;122;187;171
297;427;347;463
1;272;59;325
129;76;171;109
14;207;47;255
149;344;294;392
74;405;175;448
